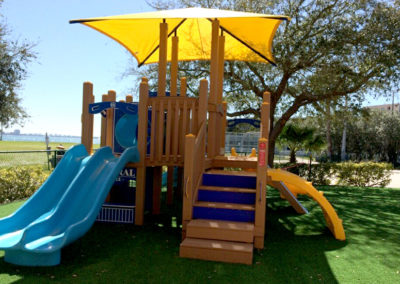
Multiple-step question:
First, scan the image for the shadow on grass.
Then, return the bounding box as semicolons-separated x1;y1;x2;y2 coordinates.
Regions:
0;186;398;283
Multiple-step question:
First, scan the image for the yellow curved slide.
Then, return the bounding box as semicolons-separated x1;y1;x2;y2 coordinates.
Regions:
267;168;346;241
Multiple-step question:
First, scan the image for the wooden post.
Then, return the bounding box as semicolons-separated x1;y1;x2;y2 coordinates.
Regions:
171;36;179;96
182;134;195;233
158;21;168;97
261;92;271;139
207;19;220;158
81;82;94;154
180;77;187;97
220;101;228;154
126;95;133;103
216;35;225;104
167;166;174;205
254;138;268;249
152;166;162;214
105;90;116;148
100;94;108;147
135;78;149;225
198;79;208;127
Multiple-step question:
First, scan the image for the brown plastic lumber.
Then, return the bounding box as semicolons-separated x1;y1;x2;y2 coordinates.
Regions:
156;100;164;161
105;90;116;148
135;78;149;225
167;166;174;205
220;101;228;154
182;133;195;233
198;79;208;127
81;82;94;154
157;21;168;97
170;36;179;96
152;166;162;215
99;94;108;147
261;92;271;139
125;94;133;103
165;100;173;159
180;77;187;97
254;138;268;249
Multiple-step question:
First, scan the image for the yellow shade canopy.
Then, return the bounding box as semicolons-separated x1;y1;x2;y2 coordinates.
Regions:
70;7;290;66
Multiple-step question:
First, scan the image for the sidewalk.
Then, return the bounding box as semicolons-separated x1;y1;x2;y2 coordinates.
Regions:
387;170;400;188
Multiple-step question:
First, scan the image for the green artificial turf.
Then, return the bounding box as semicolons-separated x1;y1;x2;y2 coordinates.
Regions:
0;186;399;284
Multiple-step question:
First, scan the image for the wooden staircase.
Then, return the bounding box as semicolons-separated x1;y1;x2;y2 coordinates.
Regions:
180;171;258;265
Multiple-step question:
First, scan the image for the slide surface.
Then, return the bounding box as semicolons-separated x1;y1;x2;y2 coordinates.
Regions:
267;168;346;241
0;144;89;249
0;145;139;266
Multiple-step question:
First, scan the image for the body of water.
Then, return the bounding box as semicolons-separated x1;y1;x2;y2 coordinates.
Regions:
2;134;100;144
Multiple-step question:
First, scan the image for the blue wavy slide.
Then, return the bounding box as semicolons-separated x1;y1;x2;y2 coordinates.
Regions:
0;144;139;266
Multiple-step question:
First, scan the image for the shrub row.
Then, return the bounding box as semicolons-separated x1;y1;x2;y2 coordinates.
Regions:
0;166;50;204
274;161;393;187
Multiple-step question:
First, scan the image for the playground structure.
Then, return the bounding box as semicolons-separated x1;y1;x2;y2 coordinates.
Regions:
0;8;345;266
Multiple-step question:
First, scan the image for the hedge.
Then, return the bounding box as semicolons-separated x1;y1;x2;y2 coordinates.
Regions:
0;166;50;204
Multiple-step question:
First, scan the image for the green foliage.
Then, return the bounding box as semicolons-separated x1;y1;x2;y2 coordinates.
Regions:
0;166;49;204
316;109;400;165
335;161;393;187
275;161;392;187
0;1;35;132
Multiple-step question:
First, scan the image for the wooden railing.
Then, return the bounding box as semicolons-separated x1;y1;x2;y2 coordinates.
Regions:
148;96;198;165
135;78;199;166
182;120;207;233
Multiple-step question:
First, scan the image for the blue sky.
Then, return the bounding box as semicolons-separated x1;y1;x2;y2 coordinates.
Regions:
2;0;153;136
1;1;395;136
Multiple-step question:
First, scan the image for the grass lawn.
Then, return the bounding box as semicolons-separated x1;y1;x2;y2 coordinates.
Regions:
0;141;100;168
0;186;399;283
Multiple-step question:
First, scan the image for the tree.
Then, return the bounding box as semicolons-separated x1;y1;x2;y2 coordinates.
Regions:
0;1;35;138
135;0;400;165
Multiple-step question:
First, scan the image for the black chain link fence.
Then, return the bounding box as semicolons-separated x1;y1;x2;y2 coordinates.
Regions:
0;149;66;169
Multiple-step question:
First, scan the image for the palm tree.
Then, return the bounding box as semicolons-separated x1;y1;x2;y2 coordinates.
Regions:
278;123;314;163
304;133;326;179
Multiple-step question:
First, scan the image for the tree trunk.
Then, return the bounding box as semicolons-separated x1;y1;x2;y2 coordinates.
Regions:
325;101;333;161
341;121;347;161
268;135;276;167
290;149;296;163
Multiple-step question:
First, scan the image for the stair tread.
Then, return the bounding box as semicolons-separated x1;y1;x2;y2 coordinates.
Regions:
205;170;256;177
194;201;255;211
188;219;254;231
199;185;256;193
181;238;253;253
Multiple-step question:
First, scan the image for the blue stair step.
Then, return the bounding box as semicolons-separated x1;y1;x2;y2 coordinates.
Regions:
198;187;255;205
193;202;255;222
202;172;256;189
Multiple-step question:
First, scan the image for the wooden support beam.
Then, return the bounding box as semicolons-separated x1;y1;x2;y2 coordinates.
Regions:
220;101;228;154
171;36;179;96
135;78;149;225
105;90;116;149
126;95;133;103
167;166;174;205
254;139;268;249
180;77;187;97
217;35;225;104
81;82;94;154
100;94;108;147
158;21;168;97
152;166;162;215
261;92;271;139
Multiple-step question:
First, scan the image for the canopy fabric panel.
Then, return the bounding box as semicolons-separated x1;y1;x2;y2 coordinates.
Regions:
71;8;290;66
